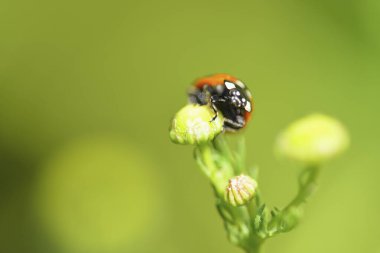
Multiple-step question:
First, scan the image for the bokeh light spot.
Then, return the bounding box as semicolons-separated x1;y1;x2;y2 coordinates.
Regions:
34;137;162;253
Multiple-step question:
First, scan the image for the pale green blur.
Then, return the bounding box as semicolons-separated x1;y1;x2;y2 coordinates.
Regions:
275;114;349;164
34;137;162;253
0;1;379;253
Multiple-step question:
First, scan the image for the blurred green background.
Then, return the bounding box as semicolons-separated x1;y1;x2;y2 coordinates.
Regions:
0;0;379;252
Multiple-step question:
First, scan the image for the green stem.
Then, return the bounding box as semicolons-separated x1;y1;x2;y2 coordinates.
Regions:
266;166;320;235
198;143;218;174
246;197;258;222
235;136;246;174
285;166;320;209
197;143;231;196
198;141;262;252
245;242;262;253
213;136;236;170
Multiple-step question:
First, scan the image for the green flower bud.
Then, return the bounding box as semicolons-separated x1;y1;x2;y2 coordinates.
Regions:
225;175;257;207
275;114;350;164
169;104;224;145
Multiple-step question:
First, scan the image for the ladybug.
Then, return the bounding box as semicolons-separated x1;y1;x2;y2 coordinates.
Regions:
188;74;254;131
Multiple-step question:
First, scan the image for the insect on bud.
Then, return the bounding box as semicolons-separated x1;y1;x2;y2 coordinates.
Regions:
225;175;257;207
169;104;224;145
275;114;350;165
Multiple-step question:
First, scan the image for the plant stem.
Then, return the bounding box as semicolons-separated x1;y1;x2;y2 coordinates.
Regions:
197;143;231;195
198;143;218;174
197;140;270;253
213;136;236;168
236;137;246;174
246;197;258;222
286;166;320;209
245;243;262;253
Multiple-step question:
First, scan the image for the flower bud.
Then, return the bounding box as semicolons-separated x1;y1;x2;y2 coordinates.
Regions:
169;104;224;145
225;175;257;207
275;114;350;164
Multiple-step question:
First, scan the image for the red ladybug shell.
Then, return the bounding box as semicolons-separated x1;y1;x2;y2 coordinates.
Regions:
195;74;238;88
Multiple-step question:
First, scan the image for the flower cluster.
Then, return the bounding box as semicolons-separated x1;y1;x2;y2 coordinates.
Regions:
169;75;349;253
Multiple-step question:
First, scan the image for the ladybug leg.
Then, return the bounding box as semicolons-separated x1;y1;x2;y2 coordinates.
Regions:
210;95;221;122
210;104;218;122
210;105;218;122
224;118;244;129
210;96;229;122
211;96;226;103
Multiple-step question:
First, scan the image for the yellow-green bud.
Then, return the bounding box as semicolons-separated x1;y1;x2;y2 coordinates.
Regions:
275;114;350;164
169;104;224;145
225;175;257;207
